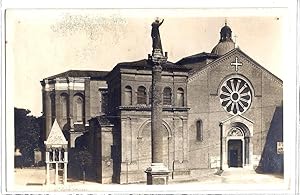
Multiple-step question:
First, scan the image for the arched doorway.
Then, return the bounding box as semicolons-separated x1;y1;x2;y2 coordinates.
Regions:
225;124;251;168
220;117;253;169
228;139;243;167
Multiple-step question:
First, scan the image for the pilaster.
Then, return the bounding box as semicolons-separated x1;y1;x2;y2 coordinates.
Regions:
85;78;91;124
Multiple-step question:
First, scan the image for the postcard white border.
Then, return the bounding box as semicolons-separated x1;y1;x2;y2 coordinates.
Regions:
1;0;299;194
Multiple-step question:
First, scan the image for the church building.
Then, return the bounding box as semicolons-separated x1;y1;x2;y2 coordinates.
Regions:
40;21;283;184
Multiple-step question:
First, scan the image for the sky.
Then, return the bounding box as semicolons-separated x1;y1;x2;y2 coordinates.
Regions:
6;9;286;116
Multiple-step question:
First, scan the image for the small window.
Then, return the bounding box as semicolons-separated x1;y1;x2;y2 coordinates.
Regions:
137;86;147;104
124;86;132;105
163;87;172;105
196;120;203;141
177;88;184;107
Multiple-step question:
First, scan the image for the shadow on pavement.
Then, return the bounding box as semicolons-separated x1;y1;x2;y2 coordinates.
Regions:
26;183;43;186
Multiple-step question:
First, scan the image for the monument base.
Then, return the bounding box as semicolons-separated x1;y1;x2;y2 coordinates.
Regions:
148;49;168;64
145;163;170;185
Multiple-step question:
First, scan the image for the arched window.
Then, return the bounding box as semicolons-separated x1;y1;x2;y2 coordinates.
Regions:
177;88;184;107
50;93;56;124
124;86;132;105
73;94;84;122
196;120;203;141
137;86;147;105
163;87;172;105
60;93;69;119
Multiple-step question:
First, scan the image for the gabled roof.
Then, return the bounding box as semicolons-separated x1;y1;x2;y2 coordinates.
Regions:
175;52;219;75
188;48;282;84
176;52;219;65
111;59;190;72
234;48;282;83
105;59;190;79
44;70;109;80
44;119;68;146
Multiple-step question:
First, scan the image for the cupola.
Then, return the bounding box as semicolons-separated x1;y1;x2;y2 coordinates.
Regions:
211;21;235;56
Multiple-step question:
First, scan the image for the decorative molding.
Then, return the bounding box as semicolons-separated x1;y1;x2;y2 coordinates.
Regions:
119;105;189;112
69;82;85;90
187;49;283;88
220;114;254;125
45;83;55;91
55;83;69;90
137;119;172;139
228;127;244;137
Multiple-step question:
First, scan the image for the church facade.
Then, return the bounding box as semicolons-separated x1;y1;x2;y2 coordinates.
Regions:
41;22;283;184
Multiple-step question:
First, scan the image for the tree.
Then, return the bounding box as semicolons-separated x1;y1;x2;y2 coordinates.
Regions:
70;147;93;182
14;107;43;166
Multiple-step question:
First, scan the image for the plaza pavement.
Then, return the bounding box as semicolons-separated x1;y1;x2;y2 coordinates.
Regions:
10;167;286;193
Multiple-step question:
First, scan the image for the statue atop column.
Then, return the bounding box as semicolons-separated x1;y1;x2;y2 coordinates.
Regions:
146;18;169;185
151;18;164;53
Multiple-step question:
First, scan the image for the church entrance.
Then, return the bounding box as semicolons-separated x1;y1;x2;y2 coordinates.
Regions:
220;116;253;169
228;140;243;167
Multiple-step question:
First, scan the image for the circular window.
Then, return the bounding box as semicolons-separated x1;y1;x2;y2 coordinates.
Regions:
219;77;252;115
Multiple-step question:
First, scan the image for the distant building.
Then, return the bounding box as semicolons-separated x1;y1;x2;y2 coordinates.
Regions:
40;22;283;184
40;70;108;148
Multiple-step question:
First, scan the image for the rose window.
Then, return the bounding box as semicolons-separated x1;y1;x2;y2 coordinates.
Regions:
219;77;252;115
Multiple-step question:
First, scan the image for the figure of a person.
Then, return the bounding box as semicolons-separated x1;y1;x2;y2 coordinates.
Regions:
151;18;164;52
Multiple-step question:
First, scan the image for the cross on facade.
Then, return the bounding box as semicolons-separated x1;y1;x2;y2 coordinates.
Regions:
231;57;243;72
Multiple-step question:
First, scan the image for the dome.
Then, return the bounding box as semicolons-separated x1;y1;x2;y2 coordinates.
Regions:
211;22;235;56
220;25;232;41
211;41;235;56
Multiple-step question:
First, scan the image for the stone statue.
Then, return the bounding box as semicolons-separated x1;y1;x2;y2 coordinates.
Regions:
151;18;164;52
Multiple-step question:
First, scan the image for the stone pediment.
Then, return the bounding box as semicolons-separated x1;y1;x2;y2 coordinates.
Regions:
44;119;68;147
220;114;254;137
220;114;253;125
188;48;282;86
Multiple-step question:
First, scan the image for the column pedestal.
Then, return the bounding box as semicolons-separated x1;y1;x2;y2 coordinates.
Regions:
145;163;170;185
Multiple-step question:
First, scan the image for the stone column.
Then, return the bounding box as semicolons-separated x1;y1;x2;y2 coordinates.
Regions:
45;91;52;139
58;148;61;162
52;150;55;161
182;117;188;161
145;49;169;185
68;78;74;132
151;63;163;163
63;163;67;184
244;137;249;165
219;123;223;171
222;137;227;169
45;150;50;185
84;78;91;124
63;149;68;184
55;162;59;184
